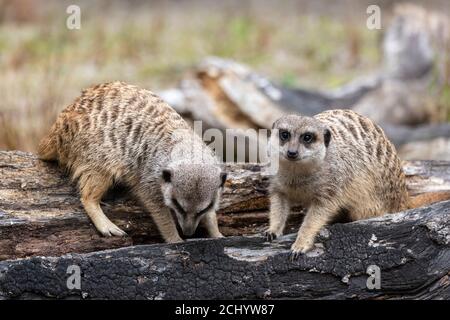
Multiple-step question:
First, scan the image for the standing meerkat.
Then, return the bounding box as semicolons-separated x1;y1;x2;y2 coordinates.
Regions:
266;109;411;258
38;81;227;243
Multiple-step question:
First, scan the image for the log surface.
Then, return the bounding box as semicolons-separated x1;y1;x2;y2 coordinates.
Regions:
0;200;449;299
1;151;450;261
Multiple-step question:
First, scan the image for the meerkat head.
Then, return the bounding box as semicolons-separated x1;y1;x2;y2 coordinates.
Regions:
272;114;331;167
160;162;227;237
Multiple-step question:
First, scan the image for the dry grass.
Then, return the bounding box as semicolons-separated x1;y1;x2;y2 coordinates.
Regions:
0;0;447;152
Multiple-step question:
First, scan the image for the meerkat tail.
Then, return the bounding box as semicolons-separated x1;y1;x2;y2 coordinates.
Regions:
37;132;57;161
408;191;450;209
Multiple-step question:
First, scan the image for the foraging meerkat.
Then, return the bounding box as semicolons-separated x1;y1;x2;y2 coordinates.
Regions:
38;81;226;242
266;109;410;258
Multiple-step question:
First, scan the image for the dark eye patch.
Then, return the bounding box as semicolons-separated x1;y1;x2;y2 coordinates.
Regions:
279;130;291;142
172;198;186;215
197;201;215;216
301;132;316;144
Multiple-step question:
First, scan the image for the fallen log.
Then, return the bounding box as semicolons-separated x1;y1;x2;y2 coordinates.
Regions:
0;200;448;299
159;5;450;158
161;57;450;157
1;151;450;261
399;137;450;161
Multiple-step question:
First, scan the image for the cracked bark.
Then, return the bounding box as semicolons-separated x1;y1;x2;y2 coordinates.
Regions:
0;151;449;299
0;200;448;299
1;150;449;262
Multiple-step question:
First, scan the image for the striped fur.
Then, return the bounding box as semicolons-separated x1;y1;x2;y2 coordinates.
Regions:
38;81;224;242
267;109;409;256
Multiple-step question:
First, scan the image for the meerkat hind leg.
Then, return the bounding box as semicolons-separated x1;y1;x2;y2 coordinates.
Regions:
266;192;290;241
290;203;335;259
79;173;127;237
201;211;224;238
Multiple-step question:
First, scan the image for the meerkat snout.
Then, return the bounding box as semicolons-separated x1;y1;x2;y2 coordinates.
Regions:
161;162;227;237
272;115;331;165
286;150;298;160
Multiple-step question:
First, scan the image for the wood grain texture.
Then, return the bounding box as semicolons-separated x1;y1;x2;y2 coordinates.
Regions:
1;151;450;260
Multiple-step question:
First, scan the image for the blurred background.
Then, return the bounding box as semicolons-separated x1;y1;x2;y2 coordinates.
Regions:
0;0;449;159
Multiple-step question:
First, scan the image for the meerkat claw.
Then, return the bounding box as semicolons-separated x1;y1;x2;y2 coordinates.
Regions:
289;250;302;261
214;233;225;238
265;231;277;242
98;222;127;237
291;239;313;255
111;226;127;237
166;235;184;243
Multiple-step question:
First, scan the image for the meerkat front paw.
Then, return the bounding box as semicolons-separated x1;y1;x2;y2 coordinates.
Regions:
166;234;184;243
264;231;277;242
264;228;282;242
289;238;314;260
211;232;225;238
96;220;127;237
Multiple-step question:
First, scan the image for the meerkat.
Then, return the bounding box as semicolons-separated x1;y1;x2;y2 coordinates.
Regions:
266;109;411;258
38;81;227;243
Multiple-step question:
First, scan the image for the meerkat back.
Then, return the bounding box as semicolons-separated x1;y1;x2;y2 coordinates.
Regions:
38;81;226;241
39;81;187;175
315;109;409;216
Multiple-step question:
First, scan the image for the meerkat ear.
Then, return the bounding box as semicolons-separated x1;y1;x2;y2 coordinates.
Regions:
162;169;172;183
272;118;280;129
324;128;331;147
220;172;228;187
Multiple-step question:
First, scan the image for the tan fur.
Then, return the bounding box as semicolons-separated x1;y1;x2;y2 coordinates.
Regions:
267;109;410;256
409;191;450;209
38;81;226;242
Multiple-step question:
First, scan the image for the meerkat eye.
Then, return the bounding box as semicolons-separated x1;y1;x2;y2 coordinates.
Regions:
302;133;314;144
279;130;290;141
172;198;186;215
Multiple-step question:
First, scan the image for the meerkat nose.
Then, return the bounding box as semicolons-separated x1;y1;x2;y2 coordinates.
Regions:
287;150;298;160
